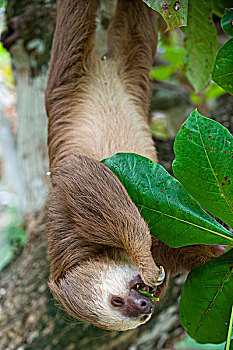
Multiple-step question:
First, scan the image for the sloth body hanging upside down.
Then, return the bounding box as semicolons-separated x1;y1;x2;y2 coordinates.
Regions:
45;0;220;331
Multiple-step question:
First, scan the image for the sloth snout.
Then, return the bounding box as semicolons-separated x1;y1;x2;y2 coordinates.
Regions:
110;290;154;318
125;290;154;317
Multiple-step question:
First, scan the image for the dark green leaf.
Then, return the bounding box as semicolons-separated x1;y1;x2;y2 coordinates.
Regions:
212;38;233;95
142;0;188;31
182;0;218;92
173;110;233;229
225;305;233;350
221;8;233;36
180;249;233;344
102;153;233;247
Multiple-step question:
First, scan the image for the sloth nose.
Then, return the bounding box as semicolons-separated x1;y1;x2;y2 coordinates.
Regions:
110;292;153;317
127;291;154;317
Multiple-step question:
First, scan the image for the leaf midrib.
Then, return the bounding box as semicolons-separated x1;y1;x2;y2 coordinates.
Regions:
194;268;233;336
136;203;233;243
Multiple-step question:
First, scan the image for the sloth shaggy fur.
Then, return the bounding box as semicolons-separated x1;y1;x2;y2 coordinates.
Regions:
45;0;218;331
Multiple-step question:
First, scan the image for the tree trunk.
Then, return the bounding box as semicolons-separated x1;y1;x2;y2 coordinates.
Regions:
0;1;186;349
10;40;49;213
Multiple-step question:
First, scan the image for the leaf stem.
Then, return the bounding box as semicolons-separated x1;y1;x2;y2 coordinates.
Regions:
226;305;233;350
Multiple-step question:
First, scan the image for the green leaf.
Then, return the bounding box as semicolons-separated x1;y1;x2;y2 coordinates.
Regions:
182;0;218;92
102;153;233;247
180;249;233;344
173;110;233;229
225;306;233;350
204;83;226;100
150;40;185;81
210;1;233;18
150;65;174;80
221;8;233;36
142;0;188;31
212;38;233;95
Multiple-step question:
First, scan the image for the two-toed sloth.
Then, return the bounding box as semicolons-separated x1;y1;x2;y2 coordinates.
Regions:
45;0;219;331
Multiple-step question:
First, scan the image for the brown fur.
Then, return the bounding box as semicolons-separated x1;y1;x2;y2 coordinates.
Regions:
46;0;218;331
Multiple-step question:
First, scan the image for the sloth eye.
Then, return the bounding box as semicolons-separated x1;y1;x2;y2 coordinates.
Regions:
111;296;125;307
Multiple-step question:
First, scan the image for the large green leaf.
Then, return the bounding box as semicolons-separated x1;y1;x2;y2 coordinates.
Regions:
173;110;233;229
182;0;218;92
180;249;233;344
102;153;233;247
212;38;233;95
142;0;188;31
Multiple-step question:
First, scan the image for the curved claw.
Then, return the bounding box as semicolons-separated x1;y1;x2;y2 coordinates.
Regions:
155;266;165;286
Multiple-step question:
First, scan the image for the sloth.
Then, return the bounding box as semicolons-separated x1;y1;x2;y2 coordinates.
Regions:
45;0;219;331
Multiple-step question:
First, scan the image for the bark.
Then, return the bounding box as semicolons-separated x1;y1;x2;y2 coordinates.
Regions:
10;40;49;213
0;1;186;349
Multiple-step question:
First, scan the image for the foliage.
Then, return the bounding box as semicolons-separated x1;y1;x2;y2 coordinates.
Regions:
102;111;233;345
221;8;233;36
103;153;233;248
182;1;218;92
0;0;7;8
180;249;233;344
150;35;184;81
0;42;14;86
143;0;188;31
173;110;233;228
151;2;233;98
0;207;26;271
212;9;233;95
210;0;233;18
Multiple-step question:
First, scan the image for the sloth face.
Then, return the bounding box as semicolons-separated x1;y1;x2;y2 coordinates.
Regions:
49;251;158;331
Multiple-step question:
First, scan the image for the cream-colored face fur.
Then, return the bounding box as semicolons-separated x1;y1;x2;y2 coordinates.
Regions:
49;253;153;331
96;261;152;330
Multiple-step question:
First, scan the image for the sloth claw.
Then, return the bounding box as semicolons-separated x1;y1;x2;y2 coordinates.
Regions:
155;266;165;286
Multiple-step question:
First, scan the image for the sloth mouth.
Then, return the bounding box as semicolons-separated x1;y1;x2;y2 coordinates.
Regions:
129;275;156;296
141;314;150;322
